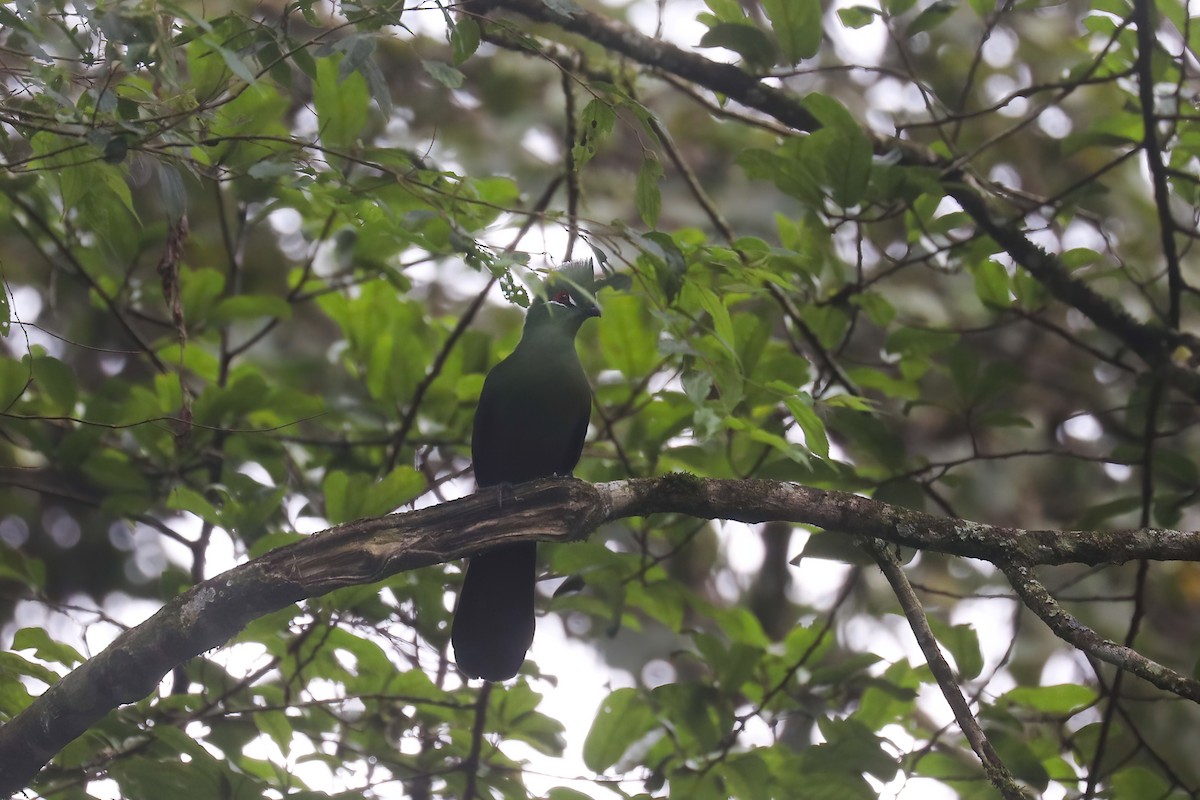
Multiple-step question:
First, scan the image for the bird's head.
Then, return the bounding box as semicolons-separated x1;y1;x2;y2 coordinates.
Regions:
525;259;602;334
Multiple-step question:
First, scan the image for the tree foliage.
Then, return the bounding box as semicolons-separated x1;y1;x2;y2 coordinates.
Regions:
1;0;1200;797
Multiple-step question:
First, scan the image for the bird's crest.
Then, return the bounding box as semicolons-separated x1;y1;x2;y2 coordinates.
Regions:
538;258;599;309
545;259;596;294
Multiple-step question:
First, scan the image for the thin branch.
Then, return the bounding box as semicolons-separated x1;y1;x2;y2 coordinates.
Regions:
865;539;1033;800
1003;562;1200;704
562;64;581;261
485;0;819;131
461;682;492;800
1086;362;1161;800
1132;0;1184;326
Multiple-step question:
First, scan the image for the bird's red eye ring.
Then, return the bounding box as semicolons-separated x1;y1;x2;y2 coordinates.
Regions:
553;289;573;305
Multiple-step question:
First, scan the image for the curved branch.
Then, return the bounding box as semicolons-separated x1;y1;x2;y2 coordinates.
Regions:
1002;563;1200;704
866;539;1033;800
484;0;819;131
5;474;1200;793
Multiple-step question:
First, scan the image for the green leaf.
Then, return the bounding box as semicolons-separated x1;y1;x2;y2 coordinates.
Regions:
583;688;660;771
188;22;236;97
779;762;877;799
159;341;220;381
83;200;139;259
999;684;1097;714
0;5;33;33
739;145;823;205
336;34;376;81
451;18;481;65
798;530;875;565
0;544;45;590
927;618;983;680
837;5;881;27
709;639;763;691
12;627;84;667
168;486;222;526
361;467;426;517
0;357;30;409
761;0;822;63
209;81;291;165
698;22;779;70
987;728;1050;791
912;750;985;789
1076;495;1143;528
212;41;259;84
96;162;138;218
854;660;922;729
366;329;397;403
806;126;872;207
109;758;223;799
0;650;62;685
547;789;595;800
31;355;76;414
422;59;465;89
852;291;895;326
813;717;899;781
722;752;773;800
573;99;617;167
704;0;748;22
636;154;664;229
626;580;686;631
323;470;354;524
180;267;226;322
651;683;727;751
804;93;861;134
599;293;661;378
635;230;686;294
686;284;738;361
906;0;957;36
211;294;294;324
314;54;370;150
783;394;829;459
158;162;188;220
194;372;272;424
972;259;1011;308
1062;247;1105;270
1109;766;1172;800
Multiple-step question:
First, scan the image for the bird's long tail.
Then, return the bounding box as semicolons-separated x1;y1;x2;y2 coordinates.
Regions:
451;543;537;681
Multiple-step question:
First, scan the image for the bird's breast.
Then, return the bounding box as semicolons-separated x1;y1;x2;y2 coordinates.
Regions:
471;350;591;487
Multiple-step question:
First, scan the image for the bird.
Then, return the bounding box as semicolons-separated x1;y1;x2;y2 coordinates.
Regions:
451;259;601;681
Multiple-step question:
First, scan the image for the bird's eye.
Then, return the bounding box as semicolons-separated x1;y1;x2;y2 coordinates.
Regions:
553;290;573;305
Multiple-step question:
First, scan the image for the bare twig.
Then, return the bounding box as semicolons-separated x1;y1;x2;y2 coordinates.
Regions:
865;538;1033;800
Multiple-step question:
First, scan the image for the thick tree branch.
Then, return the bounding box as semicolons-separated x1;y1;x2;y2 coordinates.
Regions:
6;474;1200;792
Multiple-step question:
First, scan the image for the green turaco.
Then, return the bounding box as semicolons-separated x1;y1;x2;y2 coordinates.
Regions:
451;259;601;681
